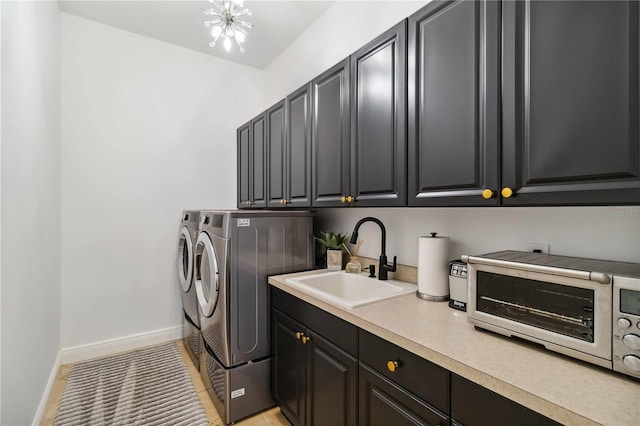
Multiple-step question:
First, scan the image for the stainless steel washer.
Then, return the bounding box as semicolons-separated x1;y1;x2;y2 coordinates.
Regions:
195;210;314;424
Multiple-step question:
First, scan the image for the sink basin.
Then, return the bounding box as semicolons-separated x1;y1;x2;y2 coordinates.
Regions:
285;271;415;308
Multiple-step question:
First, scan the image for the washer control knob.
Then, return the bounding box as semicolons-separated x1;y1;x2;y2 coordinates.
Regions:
622;355;640;373
622;333;640;351
618;318;632;328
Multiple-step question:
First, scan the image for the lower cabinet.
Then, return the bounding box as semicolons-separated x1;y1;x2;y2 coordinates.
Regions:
272;287;562;426
359;364;448;426
272;288;358;426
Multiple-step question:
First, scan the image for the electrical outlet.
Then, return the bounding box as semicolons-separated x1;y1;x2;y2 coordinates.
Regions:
527;242;550;254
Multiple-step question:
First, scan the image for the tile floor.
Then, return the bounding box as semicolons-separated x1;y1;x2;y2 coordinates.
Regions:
41;340;290;426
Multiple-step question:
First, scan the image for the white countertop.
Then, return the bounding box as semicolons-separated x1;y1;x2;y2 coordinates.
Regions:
269;270;640;426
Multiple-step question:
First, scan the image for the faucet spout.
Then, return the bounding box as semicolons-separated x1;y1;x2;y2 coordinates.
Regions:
350;217;396;280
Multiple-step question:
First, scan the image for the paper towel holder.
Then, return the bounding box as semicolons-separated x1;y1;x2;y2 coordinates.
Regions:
416;233;450;302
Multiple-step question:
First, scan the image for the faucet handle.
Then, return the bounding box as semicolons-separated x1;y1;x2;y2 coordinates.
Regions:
382;256;397;272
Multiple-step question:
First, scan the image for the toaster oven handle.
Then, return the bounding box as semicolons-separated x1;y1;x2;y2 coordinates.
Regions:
461;255;611;285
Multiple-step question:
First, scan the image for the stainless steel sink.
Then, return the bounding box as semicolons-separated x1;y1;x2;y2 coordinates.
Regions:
285;271;415;308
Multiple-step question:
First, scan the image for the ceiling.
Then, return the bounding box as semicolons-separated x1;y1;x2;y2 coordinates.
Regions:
59;1;336;69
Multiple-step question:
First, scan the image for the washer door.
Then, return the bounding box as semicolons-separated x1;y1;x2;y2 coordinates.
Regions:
177;226;193;292
195;232;220;318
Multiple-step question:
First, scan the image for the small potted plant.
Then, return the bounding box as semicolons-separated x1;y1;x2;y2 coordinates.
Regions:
314;231;351;270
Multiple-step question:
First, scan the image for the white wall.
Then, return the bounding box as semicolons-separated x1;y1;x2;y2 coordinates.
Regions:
60;14;264;348
1;2;61;425
266;0;640;265
263;1;427;106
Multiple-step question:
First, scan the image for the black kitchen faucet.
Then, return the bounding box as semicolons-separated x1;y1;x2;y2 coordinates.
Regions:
349;217;397;280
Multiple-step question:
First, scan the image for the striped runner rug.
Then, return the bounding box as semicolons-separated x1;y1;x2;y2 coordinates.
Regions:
55;343;208;426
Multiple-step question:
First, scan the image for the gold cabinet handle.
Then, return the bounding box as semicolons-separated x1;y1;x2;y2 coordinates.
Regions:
296;331;304;340
340;196;346;203
481;189;494;199
302;336;311;344
347;196;353;203
387;360;399;372
501;187;514;198
280;199;285;205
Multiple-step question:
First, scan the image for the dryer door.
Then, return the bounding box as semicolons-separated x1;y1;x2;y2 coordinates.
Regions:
178;226;193;292
195;232;220;318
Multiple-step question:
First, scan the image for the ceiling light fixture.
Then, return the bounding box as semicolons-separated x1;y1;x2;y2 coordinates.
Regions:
203;0;253;53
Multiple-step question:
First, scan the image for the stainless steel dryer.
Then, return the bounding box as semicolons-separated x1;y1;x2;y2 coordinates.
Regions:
195;210;314;424
178;210;201;370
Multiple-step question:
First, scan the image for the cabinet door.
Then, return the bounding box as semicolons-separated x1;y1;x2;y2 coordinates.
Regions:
359;364;449;426
286;84;312;207
312;59;351;207
267;100;287;208
273;310;306;426
451;374;560;426
251;114;267;208
502;0;640;205
408;0;500;206
306;331;358;426
237;121;251;208
350;21;407;207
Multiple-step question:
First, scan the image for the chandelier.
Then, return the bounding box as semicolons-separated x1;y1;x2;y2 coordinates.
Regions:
203;0;253;53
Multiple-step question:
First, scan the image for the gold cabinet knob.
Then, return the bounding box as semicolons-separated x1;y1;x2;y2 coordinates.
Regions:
501;187;513;198
347;196;353;203
340;196;346;203
387;360;399;372
302;336;311;344
280;199;284;205
296;332;304;340
481;189;494;199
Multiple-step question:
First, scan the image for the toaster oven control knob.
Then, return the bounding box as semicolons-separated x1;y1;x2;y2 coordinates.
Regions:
622;333;640;351
622;355;640;373
618;318;632;328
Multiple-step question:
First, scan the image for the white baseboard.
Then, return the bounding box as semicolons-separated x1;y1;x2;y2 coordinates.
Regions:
61;325;183;365
32;350;62;426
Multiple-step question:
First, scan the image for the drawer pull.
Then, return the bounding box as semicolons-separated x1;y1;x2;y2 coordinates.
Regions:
302;336;311;344
296;332;304;340
481;189;494;199
340;196;346;203
387;360;399;372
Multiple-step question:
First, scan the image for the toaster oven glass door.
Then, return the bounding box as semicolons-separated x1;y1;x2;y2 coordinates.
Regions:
476;271;595;342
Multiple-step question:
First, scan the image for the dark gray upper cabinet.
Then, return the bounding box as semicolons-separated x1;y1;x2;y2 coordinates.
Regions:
267;87;312;209
286;84;312;207
350;21;407;207
237;122;251;208
408;0;500;206
501;0;640;205
237;114;266;209
266;100;287;208
312;58;351;207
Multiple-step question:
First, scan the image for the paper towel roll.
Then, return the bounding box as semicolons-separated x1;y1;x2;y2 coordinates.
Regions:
417;233;450;301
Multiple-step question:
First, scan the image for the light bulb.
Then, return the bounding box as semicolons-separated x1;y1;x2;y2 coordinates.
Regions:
224;37;232;52
211;26;222;37
235;32;245;43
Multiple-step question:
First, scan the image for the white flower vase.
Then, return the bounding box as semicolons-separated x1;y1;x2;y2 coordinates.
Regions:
326;249;343;271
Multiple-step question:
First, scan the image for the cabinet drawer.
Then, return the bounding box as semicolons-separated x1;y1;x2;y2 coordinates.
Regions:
272;286;358;356
359;330;449;414
451;374;560;426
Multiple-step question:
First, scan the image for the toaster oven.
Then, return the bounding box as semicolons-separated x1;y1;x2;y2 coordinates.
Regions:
462;250;640;379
